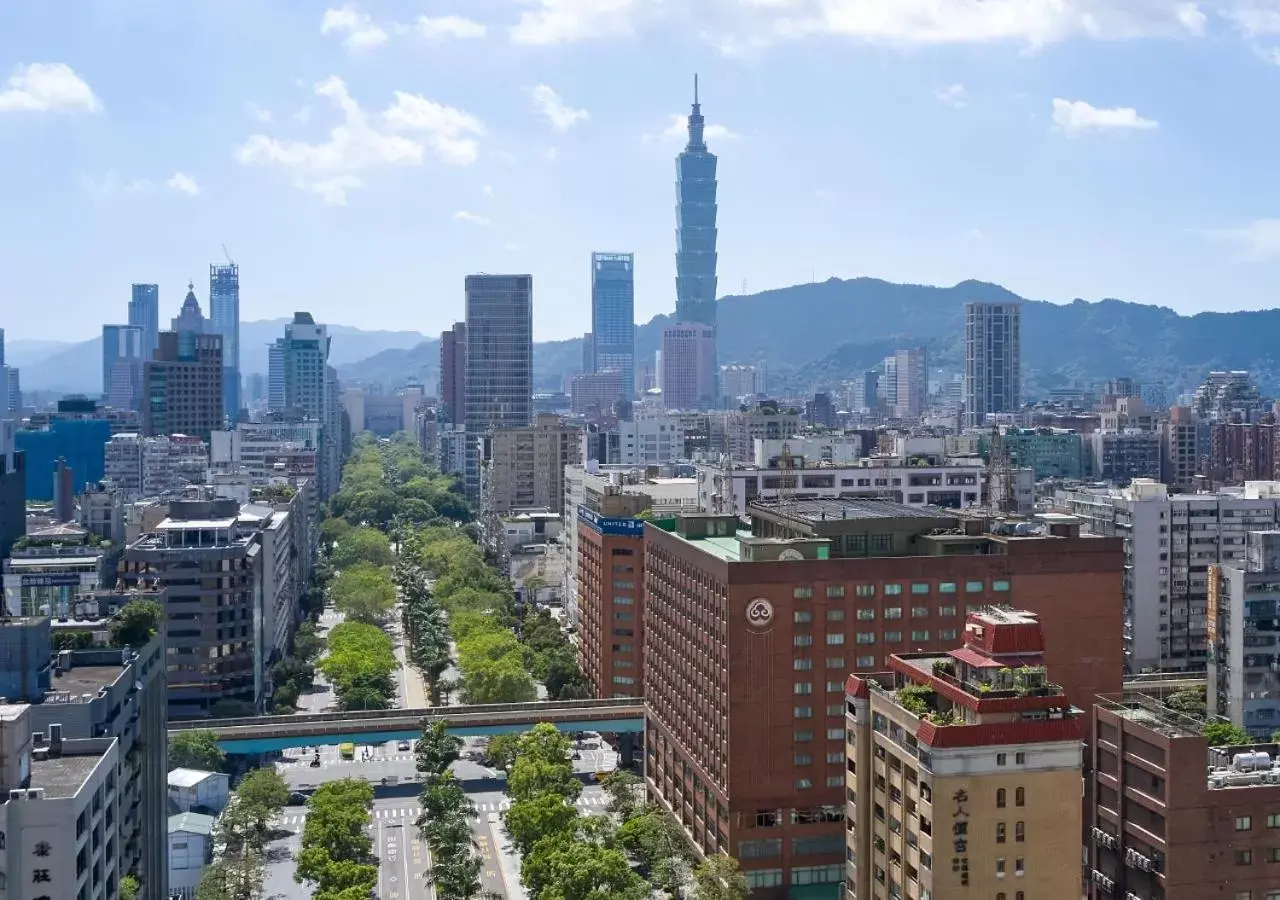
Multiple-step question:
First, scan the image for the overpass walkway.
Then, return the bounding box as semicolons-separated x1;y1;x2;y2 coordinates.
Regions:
169;697;646;754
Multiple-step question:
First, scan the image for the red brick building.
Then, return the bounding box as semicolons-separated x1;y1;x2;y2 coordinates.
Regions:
576;507;646;698
641;501;1123;897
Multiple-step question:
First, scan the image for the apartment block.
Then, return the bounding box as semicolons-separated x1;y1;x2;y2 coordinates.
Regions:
1062;479;1280;672
142;331;224;442
845;609;1083;900
1090;430;1161;483
576;509;645;699
642;504;1121;896
1091;691;1280;899
1160;407;1200;490
1209;529;1280;737
480;414;582;516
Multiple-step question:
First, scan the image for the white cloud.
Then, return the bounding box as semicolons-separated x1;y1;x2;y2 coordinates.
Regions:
1051;98;1158;134
320;4;389;51
645;113;742;144
246;103;273;124
80;172;153;195
1176;3;1208;35
453;210;491;226
418;15;487;40
529;84;589;133
1205;219;1280;261
936;83;969;108
1223;4;1280;37
510;0;653;44
382;91;485;166
0;62;101;113
166;172;201;196
294;106;313;125
482;184;494;197
234;77;481;203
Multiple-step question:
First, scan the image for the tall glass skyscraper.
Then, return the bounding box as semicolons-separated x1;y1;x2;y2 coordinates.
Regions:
674;76;719;329
128;284;160;360
209;262;240;422
590;252;635;399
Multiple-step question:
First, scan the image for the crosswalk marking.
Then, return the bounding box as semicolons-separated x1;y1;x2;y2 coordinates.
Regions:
275;793;609;827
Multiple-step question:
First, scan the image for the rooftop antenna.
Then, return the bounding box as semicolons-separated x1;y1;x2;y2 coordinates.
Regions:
694;73;699;106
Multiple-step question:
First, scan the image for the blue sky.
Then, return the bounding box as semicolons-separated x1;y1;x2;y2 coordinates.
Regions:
5;0;1280;344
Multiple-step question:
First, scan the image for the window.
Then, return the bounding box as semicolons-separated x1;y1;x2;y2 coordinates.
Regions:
965;580;985;592
1015;821;1024;842
856;633;876;644
940;629;959;641
826;703;842;716
911;630;930;642
996;858;1006;877
939;581;957;593
993;579;1011;592
826;775;843;787
794;658;813;671
794;682;813;695
1015;751;1026;764
826;657;846;669
794;586;813;599
794;753;813;766
885;631;903;643
613;596;634;605
1268;848;1280;863
826;585;846;598
826;633;845;645
1239;816;1255;831
856;585;875;597
1236;849;1253;865
796;778;813;789
827;609;845;622
795;611;813;623
794;706;813;719
1014;858;1024;876
884;607;902;619
1015;787;1025;807
795;730;813;742
939;605;957;617
1268;813;1280;828
827;751;844;764
996;823;1007;843
612;675;635;684
856;655;875;667
912;606;929;617
794;635;814;647
826;681;843;693
857;608;876;620
744;870;783;889
911;583;930;595
827;728;844;740
884;584;903;596
996;789;1007;808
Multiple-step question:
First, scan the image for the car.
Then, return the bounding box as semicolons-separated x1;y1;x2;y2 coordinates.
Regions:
397;740;412;751
288;791;308;805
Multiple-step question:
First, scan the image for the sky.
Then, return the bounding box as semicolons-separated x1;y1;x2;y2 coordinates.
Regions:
5;0;1280;345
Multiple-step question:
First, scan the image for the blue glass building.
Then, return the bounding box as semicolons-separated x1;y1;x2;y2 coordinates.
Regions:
210;262;240;423
674;76;719;329
15;419;112;501
590;252;635;399
128;283;160;360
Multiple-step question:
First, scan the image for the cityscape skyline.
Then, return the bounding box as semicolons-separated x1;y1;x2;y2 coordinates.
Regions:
8;3;1280;343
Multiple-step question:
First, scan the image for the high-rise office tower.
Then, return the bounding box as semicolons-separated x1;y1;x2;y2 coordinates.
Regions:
171;282;207;335
963;301;1021;427
464;274;533;503
0;326;5;368
675;76;719;329
893;346;928;419
591;252;635;400
660;322;715;410
209;262;240;422
439;322;466;424
143;330;224;441
267;343;286;410
128;283;160;359
102;324;146;410
270;312;337;497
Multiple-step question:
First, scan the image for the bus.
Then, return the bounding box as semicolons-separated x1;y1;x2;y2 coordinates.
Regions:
338;742;355;760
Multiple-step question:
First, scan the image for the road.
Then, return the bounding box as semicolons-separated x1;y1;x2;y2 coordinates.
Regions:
298;606;425;713
265;736;618;900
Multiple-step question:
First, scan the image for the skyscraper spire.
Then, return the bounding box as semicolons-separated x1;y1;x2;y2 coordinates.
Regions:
694;72;699;107
686;73;706;151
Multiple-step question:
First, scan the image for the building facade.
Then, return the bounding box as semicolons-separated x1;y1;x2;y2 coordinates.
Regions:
128;283;160;360
440;322;466;424
893;347;928;420
464;274;533;502
590;252;636;399
481;414;582;515
208;263;240;421
1208;529;1280;736
845;609;1084;900
15;419;113;502
102;325;146;411
661;323;716;411
674;79;719;331
963;302;1021;428
575;509;645;699
143;331;224;442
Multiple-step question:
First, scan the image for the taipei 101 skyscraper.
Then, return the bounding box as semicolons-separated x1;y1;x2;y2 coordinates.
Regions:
674;75;719;328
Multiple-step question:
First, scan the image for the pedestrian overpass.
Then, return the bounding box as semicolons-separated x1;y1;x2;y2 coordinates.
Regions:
168;697;646;754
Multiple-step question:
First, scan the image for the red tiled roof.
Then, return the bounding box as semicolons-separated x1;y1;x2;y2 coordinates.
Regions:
948;647;1044;669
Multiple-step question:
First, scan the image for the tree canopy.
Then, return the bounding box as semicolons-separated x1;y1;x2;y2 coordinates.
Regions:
169;729;226;772
109;599;162;648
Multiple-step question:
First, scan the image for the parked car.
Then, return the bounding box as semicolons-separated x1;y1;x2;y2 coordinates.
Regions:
397;740;412;751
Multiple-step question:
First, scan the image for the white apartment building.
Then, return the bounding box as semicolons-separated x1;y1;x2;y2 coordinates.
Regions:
210;422;322;484
752;434;863;467
1061;478;1280;673
104;434;208;501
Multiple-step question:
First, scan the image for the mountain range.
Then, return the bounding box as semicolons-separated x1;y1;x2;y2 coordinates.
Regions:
12;278;1280;398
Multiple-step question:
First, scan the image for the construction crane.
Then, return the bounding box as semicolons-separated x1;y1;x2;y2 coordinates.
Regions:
778;439;797;521
221;244;235;266
986;425;1016;514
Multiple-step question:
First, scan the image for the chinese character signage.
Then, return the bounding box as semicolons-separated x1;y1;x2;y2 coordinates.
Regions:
952;788;970;886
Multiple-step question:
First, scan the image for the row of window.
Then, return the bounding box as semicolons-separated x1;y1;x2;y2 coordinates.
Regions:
794;705;845;719
794;580;1010;599
742;865;843;888
1236;813;1280;830
793;681;846;694
796;630;958;646
794;729;845;742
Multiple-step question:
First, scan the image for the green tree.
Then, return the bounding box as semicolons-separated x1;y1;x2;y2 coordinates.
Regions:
169;730;227;772
293;621;325;663
460;654;537;704
119;874;140;900
509;759;582;804
601;770;643;821
236;767;291;833
617;805;690;886
429;851;482;900
691;853;749;900
521;838;649;900
331;563;397;624
319;517;353;554
331;525;393;570
418;773;476;827
503;792;578;855
415;720;463;778
1205;721;1252;746
109;599;162;647
320;621;397;710
52;630;94;652
1166;688;1207;716
297;779;375;886
484;732;522;770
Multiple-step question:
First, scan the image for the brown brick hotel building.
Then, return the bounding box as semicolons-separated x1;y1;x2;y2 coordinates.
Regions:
576;507;646;698
641;501;1122;898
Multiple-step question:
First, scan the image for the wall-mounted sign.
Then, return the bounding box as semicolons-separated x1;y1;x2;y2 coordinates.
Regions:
745;597;774;630
577;506;645;536
18;574;83;588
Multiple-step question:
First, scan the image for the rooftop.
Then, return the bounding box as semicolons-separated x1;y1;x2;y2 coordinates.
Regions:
169;812;216;836
47;664;126;698
751;498;947;522
29;751;105;799
168;768;221;789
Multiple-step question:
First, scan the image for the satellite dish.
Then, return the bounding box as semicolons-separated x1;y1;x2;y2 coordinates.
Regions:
779;548;804;561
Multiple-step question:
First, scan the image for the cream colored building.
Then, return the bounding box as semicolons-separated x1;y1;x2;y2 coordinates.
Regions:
481;413;582;516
